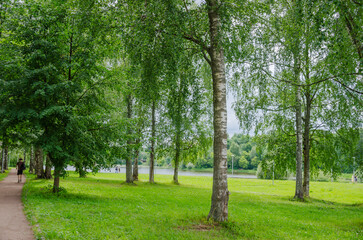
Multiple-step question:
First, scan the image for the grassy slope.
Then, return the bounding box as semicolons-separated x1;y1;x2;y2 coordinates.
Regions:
23;173;363;240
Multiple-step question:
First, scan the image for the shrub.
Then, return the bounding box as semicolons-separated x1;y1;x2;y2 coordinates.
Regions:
186;162;194;169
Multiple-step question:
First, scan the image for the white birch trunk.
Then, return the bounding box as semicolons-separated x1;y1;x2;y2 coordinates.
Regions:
207;0;229;222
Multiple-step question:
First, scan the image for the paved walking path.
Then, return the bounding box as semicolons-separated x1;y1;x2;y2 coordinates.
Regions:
0;169;34;240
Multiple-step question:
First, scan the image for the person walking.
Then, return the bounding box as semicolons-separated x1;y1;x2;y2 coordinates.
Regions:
16;158;25;183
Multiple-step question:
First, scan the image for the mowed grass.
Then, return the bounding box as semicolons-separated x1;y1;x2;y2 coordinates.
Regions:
23;172;363;240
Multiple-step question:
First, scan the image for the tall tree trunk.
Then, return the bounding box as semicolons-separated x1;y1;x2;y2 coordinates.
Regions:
292;0;304;201
35;148;40;177
133;137;140;181
206;0;229;222
294;84;304;200
23;148;26;167
4;146;8;170
173;86;182;184
303;16;314;197
53;165;60;193
303;98;311;197
303;28;311;197
293;61;304;200
45;154;52;179
1;148;4;173
35;147;45;179
173;132;181;184
149;100;156;183
75;161;87;178
126;93;133;183
29;146;34;174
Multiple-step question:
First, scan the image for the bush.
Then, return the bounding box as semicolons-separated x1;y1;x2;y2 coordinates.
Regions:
186;162;194;169
238;157;249;169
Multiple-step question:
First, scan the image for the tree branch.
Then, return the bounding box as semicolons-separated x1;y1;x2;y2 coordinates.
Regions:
332;78;363;95
183;0;189;13
182;33;209;51
261;69;362;93
202;49;212;66
281;127;296;137
73;79;107;107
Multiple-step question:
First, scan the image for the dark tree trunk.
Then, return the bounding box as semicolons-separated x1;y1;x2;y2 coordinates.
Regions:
173;82;182;184
79;169;87;178
173;151;180;184
35;147;45;179
302;23;312;198
1;148;4;173
4;146;8;170
29;146;35;174
303;106;311;197
294;83;304;200
53;167;60;193
23;148;26;168
302;30;312;197
74;161;86;177
173;131;181;184
149;100;156;183
206;0;229;222
126;93;133;183
45;154;52;179
133;137;140;181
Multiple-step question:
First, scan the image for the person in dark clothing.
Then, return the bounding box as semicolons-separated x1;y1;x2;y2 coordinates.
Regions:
16;158;25;183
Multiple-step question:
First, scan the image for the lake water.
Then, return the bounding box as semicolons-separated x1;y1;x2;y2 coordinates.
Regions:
66;166;257;179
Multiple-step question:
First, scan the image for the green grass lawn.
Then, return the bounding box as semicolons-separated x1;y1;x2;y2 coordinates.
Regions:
23;172;363;240
0;169;10;181
308;172;354;183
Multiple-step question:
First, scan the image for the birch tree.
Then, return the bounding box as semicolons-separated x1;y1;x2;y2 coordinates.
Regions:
232;0;362;199
118;0;256;221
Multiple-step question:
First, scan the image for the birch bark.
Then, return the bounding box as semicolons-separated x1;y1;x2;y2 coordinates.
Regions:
206;0;229;221
292;0;304;201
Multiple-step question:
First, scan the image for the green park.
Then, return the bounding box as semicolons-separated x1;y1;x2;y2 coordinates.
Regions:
0;0;362;239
